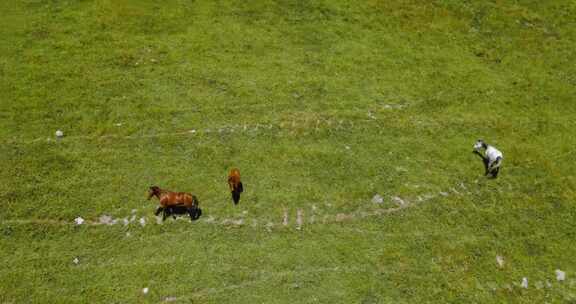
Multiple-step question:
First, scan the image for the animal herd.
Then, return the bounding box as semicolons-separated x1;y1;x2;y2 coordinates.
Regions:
148;140;504;222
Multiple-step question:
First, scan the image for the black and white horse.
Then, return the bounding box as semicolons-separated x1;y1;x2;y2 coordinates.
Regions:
473;139;503;178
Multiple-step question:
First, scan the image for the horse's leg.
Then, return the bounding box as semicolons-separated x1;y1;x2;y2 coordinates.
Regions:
492;166;500;178
187;207;195;222
155;207;163;216
483;158;490;176
162;208;168;221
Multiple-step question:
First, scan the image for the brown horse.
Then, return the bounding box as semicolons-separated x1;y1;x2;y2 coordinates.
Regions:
147;186;201;221
227;168;243;205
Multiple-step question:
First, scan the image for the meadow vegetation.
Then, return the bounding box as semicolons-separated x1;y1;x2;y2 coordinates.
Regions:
1;0;575;302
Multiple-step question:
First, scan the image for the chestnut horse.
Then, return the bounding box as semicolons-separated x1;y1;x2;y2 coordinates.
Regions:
147;186;201;221
227;168;243;205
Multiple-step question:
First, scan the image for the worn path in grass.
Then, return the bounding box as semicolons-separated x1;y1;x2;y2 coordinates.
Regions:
2;0;576;303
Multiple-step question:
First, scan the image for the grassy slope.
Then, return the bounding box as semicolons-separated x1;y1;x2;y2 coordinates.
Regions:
1;0;575;302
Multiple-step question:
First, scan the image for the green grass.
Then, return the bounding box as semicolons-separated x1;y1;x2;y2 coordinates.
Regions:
1;0;576;302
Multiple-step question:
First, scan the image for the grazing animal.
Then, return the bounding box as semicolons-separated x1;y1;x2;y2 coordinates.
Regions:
147;186;201;221
227;168;243;205
473;139;503;178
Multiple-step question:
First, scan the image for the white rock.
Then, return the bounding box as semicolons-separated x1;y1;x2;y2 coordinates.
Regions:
74;217;84;225
391;196;406;206
372;194;384;204
496;255;504;268
55;130;64;138
233;219;244;225
99;215;113;225
73;257;79;264
139;217;146;227
142;287;149;294
521;277;528;289
556;269;566;281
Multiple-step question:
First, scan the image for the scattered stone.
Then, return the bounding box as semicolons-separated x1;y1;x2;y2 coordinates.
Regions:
122;218;129;226
221;219;232;225
74;217;84;225
345;146;351;150
189;129;196;134
142;287;149;294
233;219;244;225
521;277;528;289
114;123;123;127
496;255;504;268
99;215;113;225
372;194;384;204
556;269;566;282
55;130;64;138
139;217;146;227
382;104;406;109
391;196;406;206
130;215;137;222
439;191;449;196
282;209;288;226
164;297;177;302
296;209;303;230
131;209;137;214
73;257;79;265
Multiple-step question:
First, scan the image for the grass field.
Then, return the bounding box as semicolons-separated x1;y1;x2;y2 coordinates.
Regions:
1;0;576;302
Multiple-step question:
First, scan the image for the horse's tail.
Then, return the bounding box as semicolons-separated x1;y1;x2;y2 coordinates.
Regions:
191;195;202;220
192;195;200;208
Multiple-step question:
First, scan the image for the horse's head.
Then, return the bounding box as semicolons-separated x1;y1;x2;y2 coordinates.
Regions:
473;139;486;151
148;186;161;200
